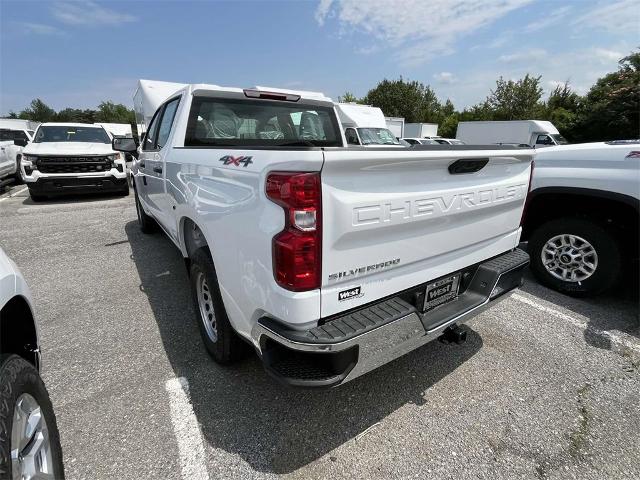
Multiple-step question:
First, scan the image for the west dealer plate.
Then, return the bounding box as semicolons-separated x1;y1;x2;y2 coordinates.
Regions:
423;273;461;312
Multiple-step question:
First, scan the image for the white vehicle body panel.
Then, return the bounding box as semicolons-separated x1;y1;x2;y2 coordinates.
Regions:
404;123;438;138
385;117;405;138
456;120;560;146
532;142;640;200
0;123;37;180
336;103;387;129
0;247;37;343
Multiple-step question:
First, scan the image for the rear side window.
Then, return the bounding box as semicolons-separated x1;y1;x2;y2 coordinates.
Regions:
185;97;341;147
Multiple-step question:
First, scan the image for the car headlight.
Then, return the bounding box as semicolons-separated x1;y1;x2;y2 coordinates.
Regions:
108;153;122;161
22;154;37;163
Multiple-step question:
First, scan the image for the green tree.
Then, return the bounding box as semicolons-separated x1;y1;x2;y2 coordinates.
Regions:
18;99;56;122
572;51;640;141
95;101;135;124
338;92;360;103
543;81;582;141
362;78;442;123
56;108;97;123
484;74;544;120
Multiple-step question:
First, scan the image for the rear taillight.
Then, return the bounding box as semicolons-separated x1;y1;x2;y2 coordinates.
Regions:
520;159;535;227
266;172;321;291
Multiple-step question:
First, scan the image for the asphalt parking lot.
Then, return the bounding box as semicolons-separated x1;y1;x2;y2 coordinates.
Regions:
1;183;638;480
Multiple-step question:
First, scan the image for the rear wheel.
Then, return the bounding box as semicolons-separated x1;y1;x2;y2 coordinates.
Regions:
189;249;246;364
134;188;157;234
528;217;621;297
0;355;65;479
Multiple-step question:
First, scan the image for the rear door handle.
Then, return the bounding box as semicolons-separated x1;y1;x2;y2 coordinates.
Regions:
153;166;163;174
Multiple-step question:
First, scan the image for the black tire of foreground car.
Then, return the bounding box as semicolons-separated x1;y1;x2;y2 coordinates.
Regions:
528;217;621;297
29;193;47;202
189;249;246;364
0;355;65;479
134;188;157;234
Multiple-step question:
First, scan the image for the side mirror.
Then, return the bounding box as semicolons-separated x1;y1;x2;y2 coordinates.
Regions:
112;136;138;156
14;138;28;147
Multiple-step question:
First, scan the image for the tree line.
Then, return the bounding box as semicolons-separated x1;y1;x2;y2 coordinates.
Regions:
340;51;639;142
5;51;638;143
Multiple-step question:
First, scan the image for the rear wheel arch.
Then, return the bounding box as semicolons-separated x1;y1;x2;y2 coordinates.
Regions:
0;296;39;368
180;216;212;267
522;188;639;246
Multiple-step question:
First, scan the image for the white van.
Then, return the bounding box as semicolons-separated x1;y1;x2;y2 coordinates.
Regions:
456;120;568;147
336;103;405;147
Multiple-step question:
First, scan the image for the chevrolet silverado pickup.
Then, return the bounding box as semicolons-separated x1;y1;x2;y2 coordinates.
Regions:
20;122;129;201
114;80;533;388
522;140;639;296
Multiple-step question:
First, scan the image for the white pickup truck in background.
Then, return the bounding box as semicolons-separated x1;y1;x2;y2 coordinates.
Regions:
0;119;39;186
114;79;533;388
521;140;640;297
20;122;129;201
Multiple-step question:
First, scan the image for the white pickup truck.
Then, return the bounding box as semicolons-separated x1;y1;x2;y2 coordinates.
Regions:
0;119;39;185
114;80;533;388
521;141;640;296
20;122;129;201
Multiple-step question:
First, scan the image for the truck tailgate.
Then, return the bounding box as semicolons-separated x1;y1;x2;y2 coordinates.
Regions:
320;148;533;317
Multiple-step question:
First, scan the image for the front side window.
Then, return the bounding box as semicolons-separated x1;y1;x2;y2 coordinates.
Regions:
536;134;553;145
345;128;360;145
185;97;341;147
34;126;110;143
156;98;180;149
143;108;162;151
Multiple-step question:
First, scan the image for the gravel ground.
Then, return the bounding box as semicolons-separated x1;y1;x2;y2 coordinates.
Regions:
1;185;638;480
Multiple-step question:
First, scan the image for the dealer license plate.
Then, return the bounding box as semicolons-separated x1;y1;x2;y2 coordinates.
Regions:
423;274;461;312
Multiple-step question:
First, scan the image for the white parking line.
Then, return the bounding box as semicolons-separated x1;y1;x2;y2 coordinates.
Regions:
512;292;640;354
165;377;210;480
0;186;27;202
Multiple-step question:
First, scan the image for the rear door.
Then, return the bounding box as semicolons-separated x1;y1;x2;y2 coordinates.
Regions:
320;147;533;317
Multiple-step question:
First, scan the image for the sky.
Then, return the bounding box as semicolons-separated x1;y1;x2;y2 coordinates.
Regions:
0;0;637;115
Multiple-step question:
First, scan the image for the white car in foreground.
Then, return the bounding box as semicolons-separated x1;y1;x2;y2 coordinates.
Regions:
114;79;533;388
20;123;129;201
0;247;65;478
521;141;640;296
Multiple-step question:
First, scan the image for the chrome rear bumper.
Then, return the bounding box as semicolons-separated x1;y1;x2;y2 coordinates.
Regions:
253;248;529;388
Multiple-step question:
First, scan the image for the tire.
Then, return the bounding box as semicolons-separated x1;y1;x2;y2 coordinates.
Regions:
189;249;246;364
134;188;157;234
29;193;47;202
528;217;621;297
0;355;65;479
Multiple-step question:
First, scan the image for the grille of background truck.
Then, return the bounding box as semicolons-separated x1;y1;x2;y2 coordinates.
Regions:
37;156;112;174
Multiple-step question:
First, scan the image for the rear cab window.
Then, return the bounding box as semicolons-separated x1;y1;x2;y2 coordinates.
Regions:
185;97;342;147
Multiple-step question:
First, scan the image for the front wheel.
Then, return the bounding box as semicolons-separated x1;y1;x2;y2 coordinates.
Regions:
134;188;157;234
528;217;621;297
0;355;65;479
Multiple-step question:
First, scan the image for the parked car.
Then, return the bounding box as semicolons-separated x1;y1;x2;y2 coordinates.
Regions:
521;141;640;296
0;247;65;478
456;120;567;147
402;137;439;145
19;123;129;201
114;79;533;388
0;120;39;185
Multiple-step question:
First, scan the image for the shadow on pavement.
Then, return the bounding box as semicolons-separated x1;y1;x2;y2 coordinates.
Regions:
520;269;639;351
20;191;129;206
124;220;483;474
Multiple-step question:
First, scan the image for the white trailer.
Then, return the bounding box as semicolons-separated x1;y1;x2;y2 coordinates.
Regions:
456;120;567;147
335;104;404;147
133;79;187;135
385;117;404;138
404;123;438;138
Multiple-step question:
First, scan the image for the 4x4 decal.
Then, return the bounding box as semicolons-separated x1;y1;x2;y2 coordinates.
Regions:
219;155;253;167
